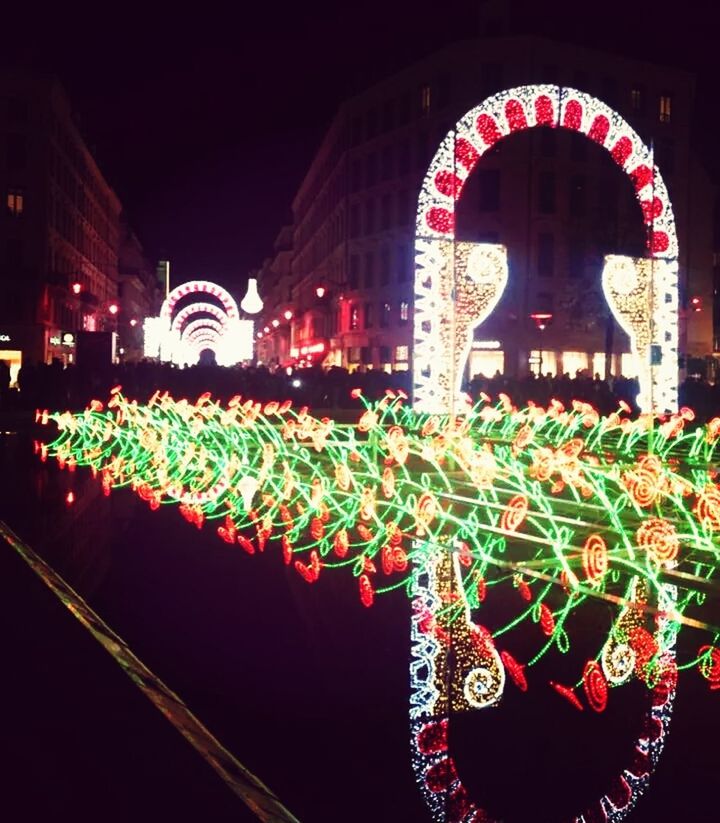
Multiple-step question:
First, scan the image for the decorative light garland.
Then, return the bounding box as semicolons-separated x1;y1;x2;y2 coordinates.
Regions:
39;389;720;821
414;84;679;415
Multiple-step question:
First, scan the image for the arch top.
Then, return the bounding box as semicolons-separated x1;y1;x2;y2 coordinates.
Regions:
416;84;676;260
160;279;240;322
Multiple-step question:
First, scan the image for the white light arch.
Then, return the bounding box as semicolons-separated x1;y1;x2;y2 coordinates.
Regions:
160;280;240;323
413;84;678;415
171;303;230;336
144;279;257;366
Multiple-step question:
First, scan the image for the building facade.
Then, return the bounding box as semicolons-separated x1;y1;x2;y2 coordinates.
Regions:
117;222;163;361
256;35;715;380
0;70;150;382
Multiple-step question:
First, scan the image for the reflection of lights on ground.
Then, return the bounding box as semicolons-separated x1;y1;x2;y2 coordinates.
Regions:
43;389;720;823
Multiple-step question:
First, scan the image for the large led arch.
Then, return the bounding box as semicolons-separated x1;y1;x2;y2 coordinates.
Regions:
143;279;254;366
171;303;230;337
160;280;240;323
413;84;678;415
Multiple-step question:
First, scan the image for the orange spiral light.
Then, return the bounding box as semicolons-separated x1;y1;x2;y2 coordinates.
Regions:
636;518;679;564
499;494;528;533
695;485;720;531
582;534;608;584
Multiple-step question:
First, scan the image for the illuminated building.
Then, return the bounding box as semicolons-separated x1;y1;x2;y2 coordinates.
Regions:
117;224;163;361
0;70;150;378
261;34;713;378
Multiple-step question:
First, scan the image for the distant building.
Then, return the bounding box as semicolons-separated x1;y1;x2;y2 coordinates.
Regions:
256;226;293;366
256;34;715;381
117;222;163;361
0;69;151;380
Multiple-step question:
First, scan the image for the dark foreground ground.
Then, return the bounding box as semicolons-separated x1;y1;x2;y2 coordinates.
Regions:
0;423;719;822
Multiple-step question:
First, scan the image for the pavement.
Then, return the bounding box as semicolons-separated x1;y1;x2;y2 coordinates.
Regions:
0;518;273;823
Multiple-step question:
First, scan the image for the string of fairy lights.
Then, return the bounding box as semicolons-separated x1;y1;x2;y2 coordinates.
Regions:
37;388;720;822
39;389;720;678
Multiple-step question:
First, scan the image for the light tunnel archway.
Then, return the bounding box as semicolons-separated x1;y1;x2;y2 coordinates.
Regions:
144;280;254;365
413;84;679;415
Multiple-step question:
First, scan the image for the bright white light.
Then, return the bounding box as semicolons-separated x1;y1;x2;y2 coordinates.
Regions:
240;278;263;314
292;379;301;387
414;84;679;415
272;319;279;327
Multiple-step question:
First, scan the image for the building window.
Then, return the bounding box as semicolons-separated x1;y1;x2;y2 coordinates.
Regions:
364;199;375;236
397;244;409;282
381;145;394;180
570;132;587;162
380;301;391;327
365;107;378;140
380;247;391;285
382;99;395;132
538;172;556;214
6;134;26;169
420;84;431;115
365;152;378;187
537;233;554;278
364;302;374;328
350;304;360;330
478;169;500;211
398;138;411;175
397;189;411;226
381;194;392;229
349;205;360;238
656;139;675;176
350;254;360;289
348;347;361;363
364;251;375;288
415;131;428;169
7;189;24;216
569;175;586;216
351;160;363;192
399;300;409;324
379;345;391;364
481;63;503;95
569;237;584;279
630;86;644;112
659;94;672;123
540;128;556;158
395;345;409;362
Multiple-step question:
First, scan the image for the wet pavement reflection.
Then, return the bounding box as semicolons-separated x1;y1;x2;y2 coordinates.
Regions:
1;426;719;822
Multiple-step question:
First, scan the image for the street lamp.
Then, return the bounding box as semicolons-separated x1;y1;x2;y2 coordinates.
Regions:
109;303;119;316
71;282;82;295
284;309;293;320
315;285;326;299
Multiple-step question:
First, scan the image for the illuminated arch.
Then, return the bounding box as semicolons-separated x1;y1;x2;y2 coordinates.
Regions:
172;304;230;337
160;280;240;323
413;84;678;415
181;318;225;341
143;280;254;366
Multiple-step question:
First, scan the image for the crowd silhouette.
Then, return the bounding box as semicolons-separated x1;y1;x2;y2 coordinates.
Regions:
0;358;719;423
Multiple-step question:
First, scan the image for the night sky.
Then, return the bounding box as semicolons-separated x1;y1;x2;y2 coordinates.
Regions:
4;1;717;290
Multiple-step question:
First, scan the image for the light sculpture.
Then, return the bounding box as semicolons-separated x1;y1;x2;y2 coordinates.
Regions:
414;84;678;416
37;85;699;823
40;388;720;821
144;280;254;366
240;278;263;315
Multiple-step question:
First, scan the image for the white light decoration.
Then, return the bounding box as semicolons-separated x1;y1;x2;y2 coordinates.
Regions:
144;279;254;366
413;84;678;415
240;278;263;315
414;241;508;413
